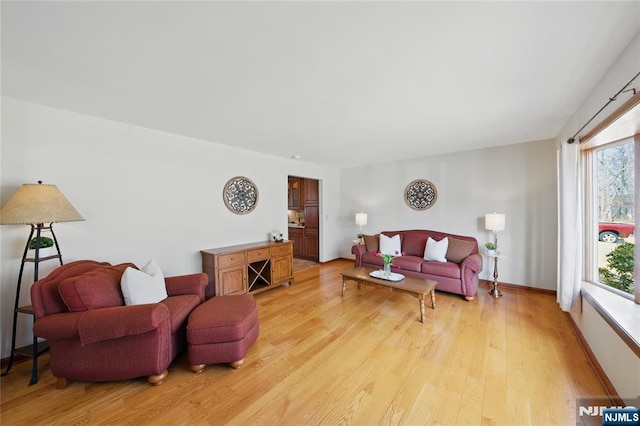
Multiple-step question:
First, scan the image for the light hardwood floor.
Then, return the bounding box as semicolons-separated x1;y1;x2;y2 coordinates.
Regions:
1;259;607;425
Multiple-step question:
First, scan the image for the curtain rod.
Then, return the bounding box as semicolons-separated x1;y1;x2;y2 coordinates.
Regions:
568;70;640;144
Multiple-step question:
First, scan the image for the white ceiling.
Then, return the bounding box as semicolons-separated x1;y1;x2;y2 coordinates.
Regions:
2;1;639;168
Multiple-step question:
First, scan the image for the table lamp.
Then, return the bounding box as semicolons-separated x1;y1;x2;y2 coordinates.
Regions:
355;212;367;236
485;212;506;252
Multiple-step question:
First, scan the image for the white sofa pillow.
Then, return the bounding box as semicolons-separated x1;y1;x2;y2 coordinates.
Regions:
120;259;168;305
379;234;401;255
424;237;449;262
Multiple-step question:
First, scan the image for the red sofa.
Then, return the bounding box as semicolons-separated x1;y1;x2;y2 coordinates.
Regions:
31;260;206;387
352;230;483;300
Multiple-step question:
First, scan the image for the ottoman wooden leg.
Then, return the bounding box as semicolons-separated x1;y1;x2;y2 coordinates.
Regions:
230;358;245;369
190;364;206;374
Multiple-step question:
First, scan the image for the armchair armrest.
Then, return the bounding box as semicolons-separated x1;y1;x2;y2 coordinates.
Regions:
33;311;84;340
165;273;207;302
77;304;171;345
461;253;482;273
33;303;171;346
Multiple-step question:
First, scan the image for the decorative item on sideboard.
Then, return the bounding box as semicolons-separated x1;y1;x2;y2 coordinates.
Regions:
270;231;283;243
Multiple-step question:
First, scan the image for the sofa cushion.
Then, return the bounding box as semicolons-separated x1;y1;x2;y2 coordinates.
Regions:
362;252;384;267
402;233;428;257
392;256;423;272
59;264;134;312
380;234;401;255
424;237;448;262
422;261;461;279
121;259;168;306
446;238;476;263
363;234;379;253
32;260;112;318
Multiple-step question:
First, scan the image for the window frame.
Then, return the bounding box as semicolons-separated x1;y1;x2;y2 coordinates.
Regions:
581;134;637;304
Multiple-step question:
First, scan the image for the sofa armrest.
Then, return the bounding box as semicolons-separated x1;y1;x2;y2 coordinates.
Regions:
165;273;207;302
352;244;367;267
352;244;367;257
461;253;482;273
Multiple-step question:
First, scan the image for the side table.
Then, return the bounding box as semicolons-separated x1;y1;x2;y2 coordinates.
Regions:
485;251;506;298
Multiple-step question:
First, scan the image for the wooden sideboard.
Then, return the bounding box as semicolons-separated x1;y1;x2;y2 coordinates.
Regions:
201;240;294;298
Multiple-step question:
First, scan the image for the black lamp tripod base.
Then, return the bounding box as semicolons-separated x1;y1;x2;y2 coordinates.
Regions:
1;223;62;385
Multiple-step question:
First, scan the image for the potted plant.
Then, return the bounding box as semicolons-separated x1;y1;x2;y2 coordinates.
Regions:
357;233;364;243
28;236;55;257
485;242;496;255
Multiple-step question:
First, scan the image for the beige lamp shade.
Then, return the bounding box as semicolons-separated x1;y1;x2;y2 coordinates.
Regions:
485;213;505;232
355;212;368;226
0;182;84;225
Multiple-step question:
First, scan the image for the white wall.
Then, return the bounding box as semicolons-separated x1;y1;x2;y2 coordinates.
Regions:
557;33;640;402
559;32;640;141
0;98;342;357
577;301;639;400
340;139;558;288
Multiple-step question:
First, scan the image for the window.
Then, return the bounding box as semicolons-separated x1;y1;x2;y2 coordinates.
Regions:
585;138;635;300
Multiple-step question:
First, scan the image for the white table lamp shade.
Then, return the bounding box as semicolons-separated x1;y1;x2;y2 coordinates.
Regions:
485;213;505;232
355;212;368;226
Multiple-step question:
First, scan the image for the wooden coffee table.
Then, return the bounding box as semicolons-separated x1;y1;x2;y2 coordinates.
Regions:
341;267;437;323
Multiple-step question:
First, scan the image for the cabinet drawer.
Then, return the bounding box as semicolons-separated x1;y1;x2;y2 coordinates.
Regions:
271;243;292;257
218;252;246;268
247;248;270;262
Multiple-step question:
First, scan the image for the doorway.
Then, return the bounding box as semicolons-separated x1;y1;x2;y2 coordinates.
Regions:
287;175;319;262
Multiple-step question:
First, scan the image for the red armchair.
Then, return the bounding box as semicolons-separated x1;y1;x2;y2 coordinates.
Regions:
31;260;206;388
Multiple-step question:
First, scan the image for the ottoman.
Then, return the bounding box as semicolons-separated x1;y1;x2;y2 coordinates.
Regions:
187;294;259;373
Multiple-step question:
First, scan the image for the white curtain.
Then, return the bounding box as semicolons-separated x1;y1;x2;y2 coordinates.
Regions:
557;138;582;311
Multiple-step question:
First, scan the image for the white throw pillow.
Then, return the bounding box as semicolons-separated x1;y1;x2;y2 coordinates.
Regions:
120;259;168;306
379;234;401;255
424;237;449;262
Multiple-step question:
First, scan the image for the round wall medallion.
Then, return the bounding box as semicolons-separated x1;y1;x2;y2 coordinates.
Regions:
404;179;437;210
223;176;259;215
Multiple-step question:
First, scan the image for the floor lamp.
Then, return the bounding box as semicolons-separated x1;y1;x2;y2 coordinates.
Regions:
0;181;84;384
